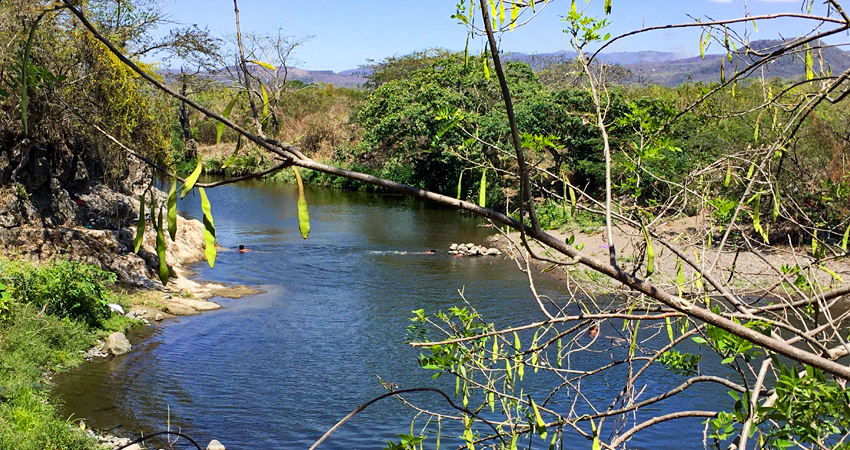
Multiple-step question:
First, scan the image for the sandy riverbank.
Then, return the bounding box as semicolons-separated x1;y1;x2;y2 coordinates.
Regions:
489;215;850;298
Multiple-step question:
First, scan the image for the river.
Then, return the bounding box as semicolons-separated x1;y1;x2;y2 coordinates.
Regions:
53;180;731;449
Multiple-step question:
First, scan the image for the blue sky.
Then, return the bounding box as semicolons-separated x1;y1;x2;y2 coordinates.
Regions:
151;0;846;72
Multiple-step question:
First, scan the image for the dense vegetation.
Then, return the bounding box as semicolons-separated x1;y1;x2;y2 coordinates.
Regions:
0;259;137;450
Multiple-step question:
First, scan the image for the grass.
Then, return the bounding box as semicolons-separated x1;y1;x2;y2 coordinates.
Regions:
0;304;100;450
0;257;148;450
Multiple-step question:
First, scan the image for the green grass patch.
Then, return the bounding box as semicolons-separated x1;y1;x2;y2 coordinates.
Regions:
0;257;144;450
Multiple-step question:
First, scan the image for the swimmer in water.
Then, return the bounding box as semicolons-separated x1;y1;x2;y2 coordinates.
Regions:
423;249;437;254
589;323;599;338
238;244;252;253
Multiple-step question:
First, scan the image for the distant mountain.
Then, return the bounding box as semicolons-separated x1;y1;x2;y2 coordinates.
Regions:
506;50;686;68
622;39;850;86
161;40;848;90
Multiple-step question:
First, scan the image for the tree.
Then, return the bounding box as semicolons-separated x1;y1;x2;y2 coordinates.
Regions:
31;0;850;448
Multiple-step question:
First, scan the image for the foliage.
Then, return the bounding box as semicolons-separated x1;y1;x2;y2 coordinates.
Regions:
0;302;99;450
0;259;115;327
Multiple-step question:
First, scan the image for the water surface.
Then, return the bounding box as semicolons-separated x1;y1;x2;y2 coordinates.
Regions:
54;180;731;449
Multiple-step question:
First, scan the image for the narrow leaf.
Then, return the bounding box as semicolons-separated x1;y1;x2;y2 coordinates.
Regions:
629;319;640;357
724;160;732;187
499;0;505;24
167;177;177;241
604;0;611;14
134;193;146;253
248;59;275;71
199;187;216;268
457;170;464;200
260;82;270;128
216;96;239;145
293;167;311;239
155;206;169;285
805;44;814;80
665;317;674;343
221;135;243;169
841;222;850;252
510;3;519;30
180;156;203;199
641;222;655;276
478;169;487;207
530;397;547;439
821;266;843;282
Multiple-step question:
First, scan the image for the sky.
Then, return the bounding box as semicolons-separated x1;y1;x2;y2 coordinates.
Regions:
149;0;849;72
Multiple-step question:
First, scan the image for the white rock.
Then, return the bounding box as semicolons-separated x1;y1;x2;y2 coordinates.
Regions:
155;313;163;321
107;303;125;314
449;243;458;251
104;332;131;355
206;439;226;450
486;248;502;256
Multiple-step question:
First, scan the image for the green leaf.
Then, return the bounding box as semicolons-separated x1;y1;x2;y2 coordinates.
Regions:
180;156;203;199
629;319;640;357
604;0;611;14
530;397;547;439
248;59;275;71
155;206;169;285
677;259;685;297
478;169;487;207
260;82;270;128
746;162;755;179
699;31;706;59
216;96;239;145
841;222;850;252
724;161;732;187
820;266;843;283
641;222;654;276
134;192;147;253
167;177;177;241
591;418;601;450
293;167;311;239
499;0;505;24
665;317;674;343
805;44;814;80
199;187;216;268
457;170;464;200
483;58;490;81
510;2;519;30
221;135;243;169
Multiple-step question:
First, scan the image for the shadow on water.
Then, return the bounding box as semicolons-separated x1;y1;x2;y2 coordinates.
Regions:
53;179;734;449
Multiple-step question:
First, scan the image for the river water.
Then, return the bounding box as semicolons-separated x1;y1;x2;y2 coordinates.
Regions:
53;180;730;449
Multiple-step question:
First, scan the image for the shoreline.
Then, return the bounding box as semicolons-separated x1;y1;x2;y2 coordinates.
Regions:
489;217;850;299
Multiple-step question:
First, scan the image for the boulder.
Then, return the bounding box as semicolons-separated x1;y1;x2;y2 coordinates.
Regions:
449;243;458;251
104;332;131;355
206;439;226;450
155;313;163;321
486;248;502;256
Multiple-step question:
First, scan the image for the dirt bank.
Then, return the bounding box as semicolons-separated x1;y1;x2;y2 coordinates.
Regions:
490;215;850;298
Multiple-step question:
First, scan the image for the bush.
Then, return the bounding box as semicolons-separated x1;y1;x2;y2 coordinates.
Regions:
0;259;115;327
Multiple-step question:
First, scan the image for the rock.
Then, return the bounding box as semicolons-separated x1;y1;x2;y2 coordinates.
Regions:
467;243;475;248
206;439;226;450
108;303;125;314
123;444;142;450
124;310;136;318
104;332;131;355
486;248;502;256
449;243;458;251
155;313;163;321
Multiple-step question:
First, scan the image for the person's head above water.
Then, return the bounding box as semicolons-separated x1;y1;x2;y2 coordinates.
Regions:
239;245;245;250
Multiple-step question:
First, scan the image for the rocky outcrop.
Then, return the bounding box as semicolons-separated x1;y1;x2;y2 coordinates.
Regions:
0;132;208;288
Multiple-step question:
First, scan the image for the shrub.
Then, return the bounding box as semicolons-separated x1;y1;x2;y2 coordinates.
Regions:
0;259;115;327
